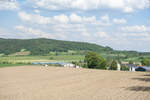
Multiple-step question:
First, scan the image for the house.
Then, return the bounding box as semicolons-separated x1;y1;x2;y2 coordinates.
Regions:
64;63;75;68
117;63;121;71
32;62;81;68
124;64;137;72
124;64;150;72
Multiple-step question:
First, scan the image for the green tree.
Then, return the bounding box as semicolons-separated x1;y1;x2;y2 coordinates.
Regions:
110;60;117;70
84;52;107;69
141;58;150;66
129;60;134;64
121;64;129;71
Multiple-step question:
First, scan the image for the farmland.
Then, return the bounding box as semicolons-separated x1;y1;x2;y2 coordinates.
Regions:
0;66;150;100
0;55;85;66
1;38;150;67
1;54;150;68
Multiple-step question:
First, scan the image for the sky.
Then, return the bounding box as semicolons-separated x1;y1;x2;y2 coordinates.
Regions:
0;0;150;52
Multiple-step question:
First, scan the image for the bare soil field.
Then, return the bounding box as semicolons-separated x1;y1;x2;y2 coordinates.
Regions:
0;66;150;100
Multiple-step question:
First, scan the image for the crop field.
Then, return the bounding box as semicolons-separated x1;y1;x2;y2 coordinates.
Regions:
0;66;150;100
0;55;85;64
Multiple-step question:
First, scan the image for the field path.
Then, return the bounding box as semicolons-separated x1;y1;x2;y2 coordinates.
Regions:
0;66;150;100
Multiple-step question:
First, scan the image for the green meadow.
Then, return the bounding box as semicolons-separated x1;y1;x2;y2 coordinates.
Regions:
0;52;150;67
0;55;85;67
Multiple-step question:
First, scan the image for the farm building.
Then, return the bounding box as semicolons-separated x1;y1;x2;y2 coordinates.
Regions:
32;62;81;68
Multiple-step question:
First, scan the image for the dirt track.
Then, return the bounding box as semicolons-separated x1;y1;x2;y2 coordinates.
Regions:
0;66;150;100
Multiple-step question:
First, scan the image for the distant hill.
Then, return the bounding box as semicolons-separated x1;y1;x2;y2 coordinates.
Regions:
0;38;149;57
0;38;113;55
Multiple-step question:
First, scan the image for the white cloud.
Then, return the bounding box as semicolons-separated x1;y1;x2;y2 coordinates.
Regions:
53;14;69;23
34;9;40;13
122;32;150;41
94;32;109;38
69;13;97;24
123;7;134;13
113;18;126;24
51;23;86;33
100;14;110;22
15;25;55;38
18;11;111;26
15;25;25;30
83;16;96;23
70;13;82;23
0;0;19;10
92;14;111;26
18;12;51;24
123;32;150;37
18;12;31;21
121;25;150;32
29;0;150;13
81;32;90;37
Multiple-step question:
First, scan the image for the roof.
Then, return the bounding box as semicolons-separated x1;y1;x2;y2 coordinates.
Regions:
125;64;137;68
32;62;68;65
135;66;150;71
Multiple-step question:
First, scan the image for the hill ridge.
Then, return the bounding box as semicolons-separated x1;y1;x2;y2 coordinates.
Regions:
0;38;113;55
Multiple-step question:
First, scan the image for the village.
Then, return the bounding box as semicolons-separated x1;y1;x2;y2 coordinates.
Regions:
32;61;150;72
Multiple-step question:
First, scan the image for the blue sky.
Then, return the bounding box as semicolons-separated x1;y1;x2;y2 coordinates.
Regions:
0;0;150;52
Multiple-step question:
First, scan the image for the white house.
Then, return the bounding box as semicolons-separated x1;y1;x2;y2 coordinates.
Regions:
64;63;75;68
125;64;137;72
117;63;121;71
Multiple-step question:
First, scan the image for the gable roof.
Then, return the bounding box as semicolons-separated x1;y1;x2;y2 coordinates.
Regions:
125;64;137;68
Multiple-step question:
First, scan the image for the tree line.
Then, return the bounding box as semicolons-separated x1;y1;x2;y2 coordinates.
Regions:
84;52;150;70
0;38;112;55
0;38;148;58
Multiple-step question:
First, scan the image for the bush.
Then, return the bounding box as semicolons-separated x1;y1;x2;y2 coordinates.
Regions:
121;64;129;71
141;58;150;66
129;60;134;64
110;60;117;70
49;57;54;60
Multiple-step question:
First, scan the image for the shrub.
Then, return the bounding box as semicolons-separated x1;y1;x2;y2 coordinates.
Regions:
121;64;129;71
110;60;117;70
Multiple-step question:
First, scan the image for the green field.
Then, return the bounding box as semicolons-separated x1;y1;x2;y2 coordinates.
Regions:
0;64;32;68
0;55;85;66
1;53;150;67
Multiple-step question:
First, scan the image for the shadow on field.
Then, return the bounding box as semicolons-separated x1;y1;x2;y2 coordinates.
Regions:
127;77;150;92
143;74;150;76
132;78;150;82
127;86;150;92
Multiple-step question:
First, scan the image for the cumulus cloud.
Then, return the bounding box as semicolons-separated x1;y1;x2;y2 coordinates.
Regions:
53;14;69;23
100;14;110;23
15;25;55;38
70;13;82;23
83;16;96;23
18;11;51;24
123;32;150;37
29;0;150;13
18;12;111;27
0;0;19;10
113;18;126;24
69;13;97;24
94;32;109;38
34;9;40;13
121;25;150;32
120;25;150;42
